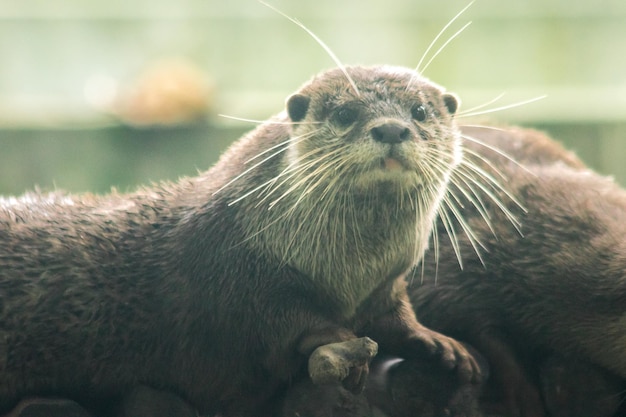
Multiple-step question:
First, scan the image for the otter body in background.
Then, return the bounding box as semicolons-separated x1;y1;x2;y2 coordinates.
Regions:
412;126;626;416
0;65;479;416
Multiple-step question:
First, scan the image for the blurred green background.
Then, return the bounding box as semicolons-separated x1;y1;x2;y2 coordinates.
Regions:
1;0;625;195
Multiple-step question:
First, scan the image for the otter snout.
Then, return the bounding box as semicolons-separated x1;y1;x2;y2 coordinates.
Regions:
371;122;411;144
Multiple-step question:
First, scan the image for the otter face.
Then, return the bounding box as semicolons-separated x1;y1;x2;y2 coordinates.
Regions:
237;66;463;291
285;65;462;193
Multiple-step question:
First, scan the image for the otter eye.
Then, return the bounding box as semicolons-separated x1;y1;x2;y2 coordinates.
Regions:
411;105;427;122
333;106;359;127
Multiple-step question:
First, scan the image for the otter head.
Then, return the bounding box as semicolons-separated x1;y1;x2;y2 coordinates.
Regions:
284;65;462;196
239;66;464;292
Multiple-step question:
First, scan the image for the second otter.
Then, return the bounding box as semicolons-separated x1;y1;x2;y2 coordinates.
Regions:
0;65;480;416
413;126;626;416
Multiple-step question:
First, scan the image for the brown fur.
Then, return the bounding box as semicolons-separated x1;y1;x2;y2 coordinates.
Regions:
539;354;624;417
0;65;479;416
275;125;626;417
411;125;626;416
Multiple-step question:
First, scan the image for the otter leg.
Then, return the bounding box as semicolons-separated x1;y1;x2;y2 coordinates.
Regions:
298;328;378;393
363;285;482;384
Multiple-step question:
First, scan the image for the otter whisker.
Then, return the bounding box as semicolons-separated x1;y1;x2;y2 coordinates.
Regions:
456;95;547;118
261;148;341;209
441;167;490;219
410;0;475;89
236;153;345;248
218;114;323;126
442;193;487;265
459;124;507;132
459;147;533;216
347;191;366;258
232;151;342;246
278;140;337;176
289;157;353;214
456;92;507;115
398;181;420;212
454;155;521;233
422;183;443;276
229;178;282;207
427;142;524;216
399;182;415;212
461;147;511;181
437;198;465;269
404;185;427;285
427;217;440;283
312;166;349;203
316;153;364;202
251;157;326;208
422;147;515;263
448;183;493;239
407;186;439;285
421;153;487;266
419;21;472;75
457;154;525;214
446;173;496;236
245;128;321;164
233;150;330;207
454;163;522;234
279;181;348;271
460;132;537;177
415;152;446;187
267;147;348;209
231;145;336;206
259;0;360;96
278;153;371;270
217;129;320;197
230;204;302;250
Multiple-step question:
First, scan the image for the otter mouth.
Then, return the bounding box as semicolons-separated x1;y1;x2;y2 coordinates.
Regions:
378;147;412;172
381;157;406;171
355;155;420;190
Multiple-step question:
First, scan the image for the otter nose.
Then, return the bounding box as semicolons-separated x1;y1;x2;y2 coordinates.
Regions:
371;123;411;144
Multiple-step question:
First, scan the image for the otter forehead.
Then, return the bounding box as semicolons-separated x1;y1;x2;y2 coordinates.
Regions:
300;65;446;103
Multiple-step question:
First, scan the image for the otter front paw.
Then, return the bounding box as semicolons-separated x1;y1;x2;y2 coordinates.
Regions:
407;328;482;384
308;337;379;393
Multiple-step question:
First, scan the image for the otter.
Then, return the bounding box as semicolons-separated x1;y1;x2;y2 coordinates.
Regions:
410;125;626;416
276;126;626;417
0;65;481;416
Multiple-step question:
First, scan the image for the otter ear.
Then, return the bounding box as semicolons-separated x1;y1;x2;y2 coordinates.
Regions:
287;94;310;122
443;93;460;115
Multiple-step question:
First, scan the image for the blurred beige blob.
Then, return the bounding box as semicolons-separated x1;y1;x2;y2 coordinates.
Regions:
114;59;214;127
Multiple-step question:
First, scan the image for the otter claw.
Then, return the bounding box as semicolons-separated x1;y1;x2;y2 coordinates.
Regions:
308;337;378;392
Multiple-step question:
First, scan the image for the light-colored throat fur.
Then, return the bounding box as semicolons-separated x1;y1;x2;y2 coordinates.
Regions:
238;177;448;317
